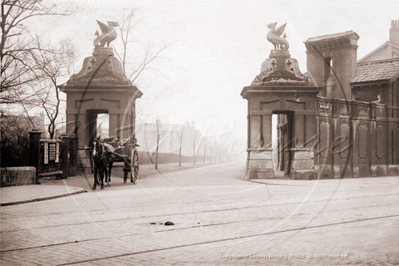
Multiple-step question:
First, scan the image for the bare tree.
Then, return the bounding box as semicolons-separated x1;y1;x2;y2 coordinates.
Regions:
210;140;213;164
97;114;109;139
0;111;31;140
178;125;185;167
113;8;169;84
1;0;72;105
203;137;207;164
30;39;75;139
193;132;197;165
154;119;165;169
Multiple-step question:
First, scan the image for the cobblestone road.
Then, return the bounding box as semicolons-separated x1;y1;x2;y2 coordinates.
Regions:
1;161;399;265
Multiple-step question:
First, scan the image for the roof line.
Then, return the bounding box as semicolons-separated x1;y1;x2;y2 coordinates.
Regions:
357;57;399;65
358;41;399;63
390;71;399;84
305;30;359;42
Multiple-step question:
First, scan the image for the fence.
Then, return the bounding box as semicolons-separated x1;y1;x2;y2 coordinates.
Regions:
1;130;78;186
1;135;30;167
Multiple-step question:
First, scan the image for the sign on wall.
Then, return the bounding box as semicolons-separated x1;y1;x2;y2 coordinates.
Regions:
41;140;61;165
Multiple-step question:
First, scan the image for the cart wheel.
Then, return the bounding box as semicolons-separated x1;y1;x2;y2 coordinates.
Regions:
130;150;139;184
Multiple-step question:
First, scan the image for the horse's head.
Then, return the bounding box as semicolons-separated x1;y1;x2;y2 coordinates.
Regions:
93;136;102;157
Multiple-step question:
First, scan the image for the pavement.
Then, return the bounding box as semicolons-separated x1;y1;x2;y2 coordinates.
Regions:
0;183;85;206
3;162;397;206
1;161;399;265
0;162;218;206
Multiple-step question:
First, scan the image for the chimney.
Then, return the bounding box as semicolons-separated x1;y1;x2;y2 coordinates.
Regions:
390;20;399;46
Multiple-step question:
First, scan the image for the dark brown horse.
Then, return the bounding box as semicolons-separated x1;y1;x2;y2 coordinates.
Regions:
92;137;108;190
102;138;125;186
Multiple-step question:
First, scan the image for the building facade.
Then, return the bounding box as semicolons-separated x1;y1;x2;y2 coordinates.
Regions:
242;21;399;179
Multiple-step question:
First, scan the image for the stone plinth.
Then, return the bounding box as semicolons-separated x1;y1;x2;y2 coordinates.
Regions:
290;148;316;180
247;148;274;179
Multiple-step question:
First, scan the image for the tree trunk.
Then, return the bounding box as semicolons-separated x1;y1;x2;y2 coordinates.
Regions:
179;147;181;166
203;145;206;164
155;145;158;169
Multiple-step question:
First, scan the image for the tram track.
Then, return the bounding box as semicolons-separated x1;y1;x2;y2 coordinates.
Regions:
1;197;398;253
1;175;398;265
1;191;397;233
52;214;399;265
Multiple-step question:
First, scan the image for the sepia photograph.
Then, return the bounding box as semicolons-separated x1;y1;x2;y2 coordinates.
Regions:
1;0;399;265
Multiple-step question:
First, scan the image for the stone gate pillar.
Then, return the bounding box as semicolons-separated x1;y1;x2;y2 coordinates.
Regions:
246;111;274;179
59;43;142;174
241;23;320;179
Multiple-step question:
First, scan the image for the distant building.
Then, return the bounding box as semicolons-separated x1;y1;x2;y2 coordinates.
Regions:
358;20;399;63
352;20;399;103
242;20;399;180
135;122;205;157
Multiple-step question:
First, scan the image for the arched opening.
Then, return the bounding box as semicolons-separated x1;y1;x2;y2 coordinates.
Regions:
272;111;294;177
324;57;332;82
323;57;334;97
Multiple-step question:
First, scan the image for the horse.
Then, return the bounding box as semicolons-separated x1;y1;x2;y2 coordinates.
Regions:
92;137;109;190
102;137;125;186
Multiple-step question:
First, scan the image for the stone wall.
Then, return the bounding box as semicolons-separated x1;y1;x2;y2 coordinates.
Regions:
313;97;399;178
1;167;36;187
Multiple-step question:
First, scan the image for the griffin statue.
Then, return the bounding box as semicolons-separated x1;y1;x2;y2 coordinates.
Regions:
93;20;119;48
267;22;289;50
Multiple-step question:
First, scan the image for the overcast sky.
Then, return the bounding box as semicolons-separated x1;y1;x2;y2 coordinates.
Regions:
36;0;398;141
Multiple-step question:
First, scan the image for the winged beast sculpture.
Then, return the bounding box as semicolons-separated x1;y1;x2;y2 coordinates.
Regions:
267;22;289;50
93;20;119;48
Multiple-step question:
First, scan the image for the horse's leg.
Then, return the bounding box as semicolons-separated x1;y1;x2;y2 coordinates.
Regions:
104;163;108;187
108;162;113;187
93;166;97;190
100;168;104;189
104;167;108;188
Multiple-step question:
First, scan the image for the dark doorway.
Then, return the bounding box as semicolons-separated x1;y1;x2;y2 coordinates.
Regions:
275;111;294;176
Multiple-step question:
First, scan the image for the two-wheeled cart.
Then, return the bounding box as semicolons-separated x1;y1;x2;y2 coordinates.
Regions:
104;137;140;184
